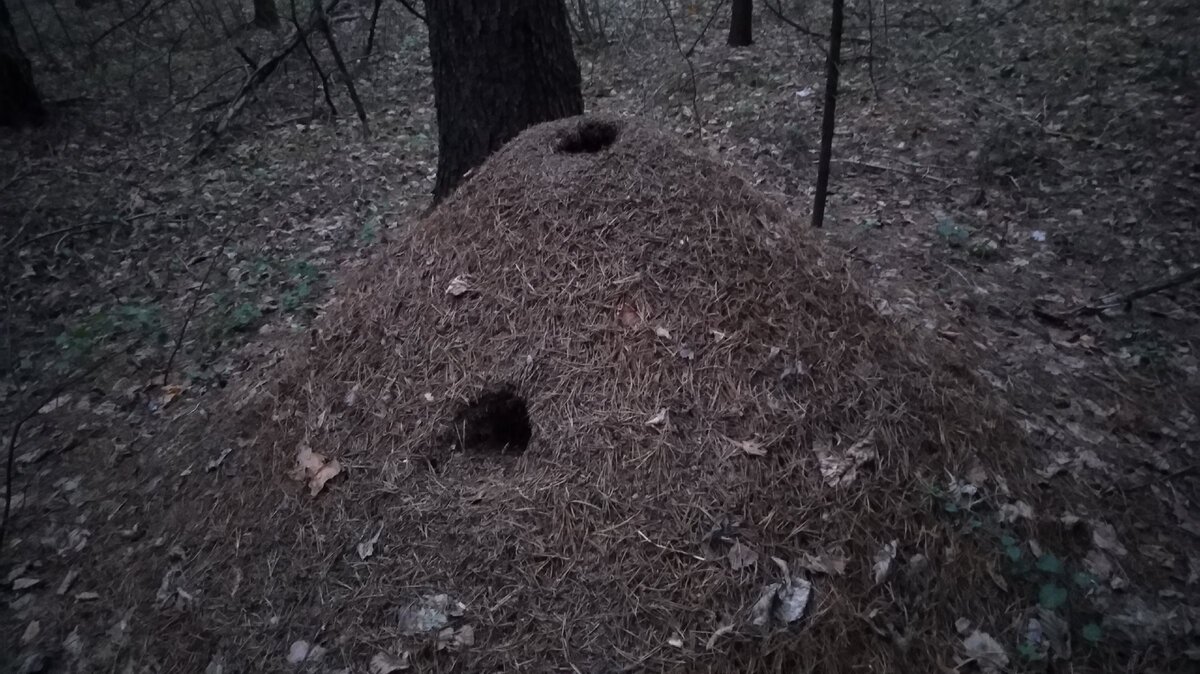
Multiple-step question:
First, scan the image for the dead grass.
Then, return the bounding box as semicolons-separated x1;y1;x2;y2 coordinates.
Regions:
120;116;1047;672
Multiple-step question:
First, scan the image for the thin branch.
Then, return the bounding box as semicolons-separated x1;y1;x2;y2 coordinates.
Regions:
1079;265;1200;316
657;0;702;134
162;223;240;381
393;0;425;24
318;6;370;139
292;0;338;118
2;358;111;556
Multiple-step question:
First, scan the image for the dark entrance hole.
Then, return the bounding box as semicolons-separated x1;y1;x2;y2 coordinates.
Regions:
452;385;532;454
555;119;620;154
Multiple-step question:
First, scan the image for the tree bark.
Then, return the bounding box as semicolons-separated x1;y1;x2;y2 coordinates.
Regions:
728;0;752;47
426;0;583;202
0;0;44;127
811;0;844;228
253;0;279;28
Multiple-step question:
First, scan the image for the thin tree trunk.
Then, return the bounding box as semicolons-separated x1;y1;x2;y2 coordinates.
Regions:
426;0;583;202
728;0;752;47
253;0;279;28
0;0;45;127
811;0;844;228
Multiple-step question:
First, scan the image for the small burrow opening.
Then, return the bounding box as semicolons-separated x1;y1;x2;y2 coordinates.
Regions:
452;385;532;454
555;119;620;154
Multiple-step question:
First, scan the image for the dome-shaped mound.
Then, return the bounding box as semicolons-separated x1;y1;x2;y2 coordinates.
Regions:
150;116;1030;672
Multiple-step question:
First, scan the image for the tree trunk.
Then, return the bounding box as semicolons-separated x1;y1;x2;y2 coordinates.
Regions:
0;0;44;128
426;0;583;202
253;0;279;29
811;0;844;228
728;0;752;47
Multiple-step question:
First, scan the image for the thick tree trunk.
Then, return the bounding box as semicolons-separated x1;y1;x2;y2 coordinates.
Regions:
728;0;752;47
253;0;279;28
0;0;44;127
427;0;583;202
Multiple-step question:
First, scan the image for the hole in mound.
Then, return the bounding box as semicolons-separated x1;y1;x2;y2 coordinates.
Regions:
556;119;620;154
453;385;532;454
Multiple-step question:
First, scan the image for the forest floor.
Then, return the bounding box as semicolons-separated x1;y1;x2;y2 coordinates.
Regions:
2;0;1198;671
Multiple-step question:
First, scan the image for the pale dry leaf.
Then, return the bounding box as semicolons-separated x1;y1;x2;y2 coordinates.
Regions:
286;640;325;665
21;620;40;645
12;577;40;591
954;617;972;635
705;623;735;650
445;275;472;297
814;432;876;487
63;627;83;659
872;540;898;585
309;459;342;496
1092;521;1128;556
774;578;812;624
961;630;1009;673
730;438;766;457
370;651;410;673
75;591;100;601
645;408;668;426
667;633;684;648
798;548;848;576
289;446;326;482
727;541;759;570
357;525;383;560
654;325;671;339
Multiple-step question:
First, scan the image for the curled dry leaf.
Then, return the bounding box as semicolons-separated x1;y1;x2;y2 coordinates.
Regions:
654;325;671;339
872;540;898;585
357;525;383;560
706;623;735;650
1091;521;1128;556
814;432;876;487
727;540;759;570
445;275;472;297
286;640;326;665
369;652;410;673
289;446;342;497
645;408;668;426
798;548;848;576
961;630;1009;673
730;438;767;457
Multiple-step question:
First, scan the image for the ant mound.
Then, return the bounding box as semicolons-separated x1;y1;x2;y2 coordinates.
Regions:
144;117;1038;672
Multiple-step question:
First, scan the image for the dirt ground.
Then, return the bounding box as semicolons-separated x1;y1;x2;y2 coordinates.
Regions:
2;0;1198;671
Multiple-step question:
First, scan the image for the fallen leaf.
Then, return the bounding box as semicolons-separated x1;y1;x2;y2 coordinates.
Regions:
617;303;640;328
309;459;341;497
21;620;40;645
63;628;83;659
57;568;79;595
814;432;876;487
667;633;684;648
12;577;40;591
399;593;466;634
289;446;341;496
436;624;475;651
872;540;898;585
730;438;766;456
954;617;972;635
998;500;1035;523
159;384;184;408
75;591;100;601
705;623;735;650
445;275;472;297
1091;521;1128;556
654;325;671;339
206;447;233;472
357;525;383;560
38;395;71;414
797;548;848;576
727;541;759;570
749;559;812;628
370;651;410;673
645;408;668;426
286;640;325;665
961;630;1008;673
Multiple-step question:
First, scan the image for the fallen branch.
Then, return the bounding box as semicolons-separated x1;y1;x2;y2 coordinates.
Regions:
2;358;112;556
1077;265;1200;316
1034;264;1200;323
189;0;343;163
393;0;426;24
317;3;370;139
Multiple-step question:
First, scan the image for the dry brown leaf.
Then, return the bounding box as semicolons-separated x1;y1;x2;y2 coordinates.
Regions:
730;438;766;456
309;459;341;496
370;652;410;673
727;540;759;570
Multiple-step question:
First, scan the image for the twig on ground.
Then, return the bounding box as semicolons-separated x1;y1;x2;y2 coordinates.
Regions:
1077;265;1200;316
162;222;242;382
2;358;111;556
393;0;425;24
